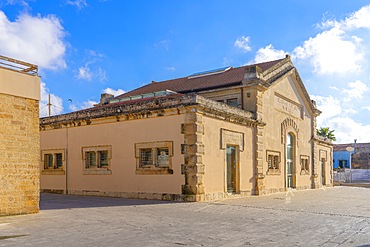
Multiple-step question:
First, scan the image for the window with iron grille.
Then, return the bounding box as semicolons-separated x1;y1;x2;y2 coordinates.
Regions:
55;153;63;168
135;141;173;174
98;150;109;167
82;146;111;173
41;149;65;174
85;151;97;168
139;148;152;167
300;155;310;175
266;150;281;175
44;154;53;169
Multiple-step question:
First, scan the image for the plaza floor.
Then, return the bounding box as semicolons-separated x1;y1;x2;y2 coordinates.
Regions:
1;186;370;246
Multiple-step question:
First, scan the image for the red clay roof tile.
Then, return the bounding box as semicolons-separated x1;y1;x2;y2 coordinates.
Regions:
117;58;284;98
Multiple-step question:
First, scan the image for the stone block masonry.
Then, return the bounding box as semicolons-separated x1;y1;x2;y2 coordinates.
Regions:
0;55;40;216
0;93;40;216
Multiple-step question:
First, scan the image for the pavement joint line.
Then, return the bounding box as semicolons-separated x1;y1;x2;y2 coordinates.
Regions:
210;202;370;219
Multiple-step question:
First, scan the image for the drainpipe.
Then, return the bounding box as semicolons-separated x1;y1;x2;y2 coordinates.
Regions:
65;126;69;195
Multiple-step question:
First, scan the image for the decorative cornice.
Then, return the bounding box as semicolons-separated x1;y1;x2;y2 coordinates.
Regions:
40;94;264;130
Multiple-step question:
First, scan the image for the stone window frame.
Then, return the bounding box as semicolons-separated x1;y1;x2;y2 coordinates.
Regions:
82;145;112;175
135;141;173;175
300;155;310;175
266;150;281;175
41;149;65;175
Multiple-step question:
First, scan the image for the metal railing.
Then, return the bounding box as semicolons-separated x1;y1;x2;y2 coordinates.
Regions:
0;55;38;75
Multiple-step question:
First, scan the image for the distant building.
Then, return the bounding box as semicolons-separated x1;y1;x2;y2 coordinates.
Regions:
40;55;333;201
0;55;40;215
334;142;370;169
333;144;352;169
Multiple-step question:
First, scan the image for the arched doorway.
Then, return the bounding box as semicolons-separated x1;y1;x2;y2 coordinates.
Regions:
286;133;294;188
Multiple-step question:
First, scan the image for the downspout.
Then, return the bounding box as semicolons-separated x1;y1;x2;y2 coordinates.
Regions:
65;126;69;195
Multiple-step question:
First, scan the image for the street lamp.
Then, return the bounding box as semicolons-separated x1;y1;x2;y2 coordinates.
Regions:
346;146;354;183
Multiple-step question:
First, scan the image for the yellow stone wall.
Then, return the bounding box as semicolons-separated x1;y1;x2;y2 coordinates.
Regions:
0;66;40;216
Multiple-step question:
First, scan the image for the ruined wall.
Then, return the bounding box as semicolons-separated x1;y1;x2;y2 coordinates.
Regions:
0;67;40;216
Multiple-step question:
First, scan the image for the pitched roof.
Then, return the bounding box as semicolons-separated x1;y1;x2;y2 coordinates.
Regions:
117;58;285;99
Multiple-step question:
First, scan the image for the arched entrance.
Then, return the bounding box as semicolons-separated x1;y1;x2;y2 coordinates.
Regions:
286;133;294;188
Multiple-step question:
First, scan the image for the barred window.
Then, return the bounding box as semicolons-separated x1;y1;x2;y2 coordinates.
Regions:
300;155;310;175
82;146;111;174
268;154;279;169
41;149;65;174
55;153;63;168
266;150;281;175
44;154;53;169
85;151;97;168
140;148;152;167
135;141;173;174
98;150;109;167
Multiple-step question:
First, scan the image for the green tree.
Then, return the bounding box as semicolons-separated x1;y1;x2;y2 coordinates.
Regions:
316;127;336;141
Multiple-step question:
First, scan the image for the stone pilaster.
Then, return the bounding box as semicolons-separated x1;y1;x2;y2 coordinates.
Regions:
311;115;319;189
181;110;205;201
254;89;265;195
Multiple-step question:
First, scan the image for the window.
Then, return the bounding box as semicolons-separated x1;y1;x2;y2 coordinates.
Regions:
135;141;173;174
339;160;347;169
82;146;112;175
226;98;238;107
300;155;310;175
44;154;53;169
139;148;153;167
215;98;240;108
266;150;280;175
41;149;65;175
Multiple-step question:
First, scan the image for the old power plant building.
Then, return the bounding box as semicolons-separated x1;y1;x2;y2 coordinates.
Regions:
0;55;40;215
40;55;333;201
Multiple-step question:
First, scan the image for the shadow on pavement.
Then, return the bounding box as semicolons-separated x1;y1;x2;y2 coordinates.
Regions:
40;193;180;210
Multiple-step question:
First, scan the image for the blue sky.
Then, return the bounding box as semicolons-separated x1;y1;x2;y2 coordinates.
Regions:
1;0;370;143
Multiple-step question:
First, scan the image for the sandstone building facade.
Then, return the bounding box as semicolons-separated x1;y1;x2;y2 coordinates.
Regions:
40;55;332;201
0;55;40;215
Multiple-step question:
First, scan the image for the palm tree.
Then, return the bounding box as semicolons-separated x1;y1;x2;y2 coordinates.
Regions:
316;127;336;141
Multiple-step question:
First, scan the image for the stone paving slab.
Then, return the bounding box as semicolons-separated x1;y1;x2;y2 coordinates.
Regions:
1;187;370;246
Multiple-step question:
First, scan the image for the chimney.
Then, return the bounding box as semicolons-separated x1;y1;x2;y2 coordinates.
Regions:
354;139;357;154
244;65;262;81
99;93;114;105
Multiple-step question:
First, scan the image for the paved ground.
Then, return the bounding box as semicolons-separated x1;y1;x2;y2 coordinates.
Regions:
1;187;370;247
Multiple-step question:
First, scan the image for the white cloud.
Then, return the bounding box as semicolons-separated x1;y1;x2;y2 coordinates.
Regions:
234;36;251;52
165;66;176;71
103;87;125;96
293;27;363;75
154;39;170;51
341;80;369;102
327;117;370;143
69;100;98;112
311;95;342;126
343;5;370;30
76;50;108;82
292;5;370;75
0;11;67;70
40;82;64;117
253;44;286;63
77;66;93;81
66;0;87;10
